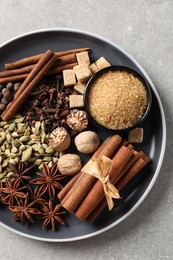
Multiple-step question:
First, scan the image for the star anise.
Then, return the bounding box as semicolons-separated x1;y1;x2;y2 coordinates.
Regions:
9;198;41;225
27;184;48;207
0;180;27;206
39;199;65;231
30;163;65;200
9;162;35;186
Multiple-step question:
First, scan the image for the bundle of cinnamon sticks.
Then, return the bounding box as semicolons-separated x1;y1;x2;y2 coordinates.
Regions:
58;135;150;223
0;47;89;84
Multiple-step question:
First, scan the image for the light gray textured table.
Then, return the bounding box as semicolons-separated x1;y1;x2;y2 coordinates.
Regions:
0;1;172;259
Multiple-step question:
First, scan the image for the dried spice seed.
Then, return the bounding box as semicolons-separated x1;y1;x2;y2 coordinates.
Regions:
0;116;62;181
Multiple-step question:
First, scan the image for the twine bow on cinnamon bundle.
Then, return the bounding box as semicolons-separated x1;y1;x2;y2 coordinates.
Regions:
82;156;120;210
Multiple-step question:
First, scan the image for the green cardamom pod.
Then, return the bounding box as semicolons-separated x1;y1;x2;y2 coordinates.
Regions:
21;146;32;162
8;122;16;131
14;117;25;123
34;159;42;166
11;132;19;138
45;147;54;154
35;121;41;131
11;147;18;153
0;121;7;127
19;136;30;142
43;156;52;162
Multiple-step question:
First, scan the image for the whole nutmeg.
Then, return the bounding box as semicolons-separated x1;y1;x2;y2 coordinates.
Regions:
58;153;82;175
49;127;71;152
75;131;100;154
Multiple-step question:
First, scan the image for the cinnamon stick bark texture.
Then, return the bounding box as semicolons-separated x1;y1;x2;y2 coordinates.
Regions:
61;135;122;213
75;146;133;221
113;151;140;185
116;155;150;190
2;50;57;121
0;63;77;84
5;47;89;70
57;172;81;201
87;152;150;223
0;74;28;84
0;53;77;78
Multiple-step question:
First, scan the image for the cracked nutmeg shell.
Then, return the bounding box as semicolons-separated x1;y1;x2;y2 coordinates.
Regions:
66;109;88;132
48;127;71;151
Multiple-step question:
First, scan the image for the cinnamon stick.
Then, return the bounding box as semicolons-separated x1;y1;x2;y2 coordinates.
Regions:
2;50;57;121
87;152;150;223
5;47;89;70
116;153;150;190
61;135;122;213
0;53;77;78
0;74;28;84
75;146;133;221
113;151;140;184
47;62;77;75
0;65;34;78
57;173;81;201
0;62;77;84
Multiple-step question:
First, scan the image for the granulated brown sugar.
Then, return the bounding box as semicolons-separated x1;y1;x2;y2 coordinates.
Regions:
88;70;148;130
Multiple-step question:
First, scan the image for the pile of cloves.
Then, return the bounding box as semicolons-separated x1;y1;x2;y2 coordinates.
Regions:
22;75;78;132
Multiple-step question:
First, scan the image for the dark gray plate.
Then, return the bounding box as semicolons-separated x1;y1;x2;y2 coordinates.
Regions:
0;29;166;242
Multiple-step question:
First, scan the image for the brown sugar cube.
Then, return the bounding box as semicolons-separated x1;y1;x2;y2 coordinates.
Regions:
95;57;111;70
128;128;144;143
76;51;90;65
63;69;76;87
73;63;88;72
90;63;99;74
74;81;86;94
69;95;84;108
75;67;92;82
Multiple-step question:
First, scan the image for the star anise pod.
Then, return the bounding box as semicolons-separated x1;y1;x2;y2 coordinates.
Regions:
30;163;65;200
8;162;35;186
9;198;41;225
39;199;65;231
27;184;48;207
0;180;27;206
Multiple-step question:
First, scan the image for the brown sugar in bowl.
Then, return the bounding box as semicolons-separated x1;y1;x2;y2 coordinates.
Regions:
84;66;152;133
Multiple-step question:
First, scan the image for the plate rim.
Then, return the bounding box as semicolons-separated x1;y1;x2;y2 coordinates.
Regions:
0;28;166;242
